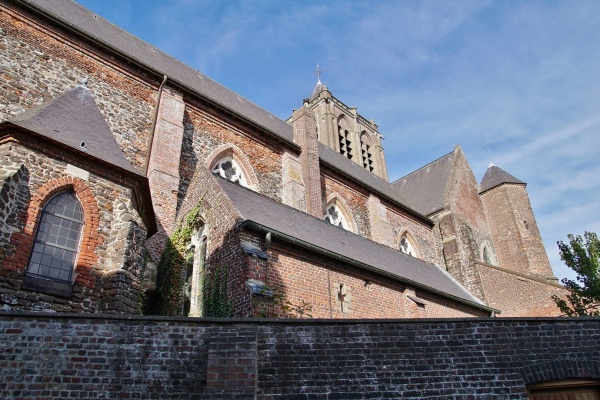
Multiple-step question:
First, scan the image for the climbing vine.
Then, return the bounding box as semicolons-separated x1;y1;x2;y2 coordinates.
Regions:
202;265;234;318
143;203;203;316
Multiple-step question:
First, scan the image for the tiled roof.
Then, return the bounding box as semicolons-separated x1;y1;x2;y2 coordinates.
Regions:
392;151;455;216
16;0;435;224
318;144;431;225
19;0;295;144
6;85;141;175
479;165;526;194
216;178;491;311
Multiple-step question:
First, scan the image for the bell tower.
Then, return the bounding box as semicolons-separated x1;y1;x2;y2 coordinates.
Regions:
290;66;389;181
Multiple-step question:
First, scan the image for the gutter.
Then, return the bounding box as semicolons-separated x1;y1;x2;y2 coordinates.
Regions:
9;0;300;153
241;220;500;316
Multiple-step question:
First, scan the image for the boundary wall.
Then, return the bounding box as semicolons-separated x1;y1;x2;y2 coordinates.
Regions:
1;312;599;399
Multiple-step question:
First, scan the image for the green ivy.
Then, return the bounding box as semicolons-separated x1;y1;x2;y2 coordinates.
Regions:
143;203;203;316
203;265;234;318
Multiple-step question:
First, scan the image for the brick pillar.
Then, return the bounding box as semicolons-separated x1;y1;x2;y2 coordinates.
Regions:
205;327;257;398
289;104;323;218
145;88;185;262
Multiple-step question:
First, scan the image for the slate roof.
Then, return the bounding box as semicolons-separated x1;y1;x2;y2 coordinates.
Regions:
479;165;526;194
392;151;455;216
15;0;437;225
20;0;294;144
5;85;141;175
318;143;431;224
216;178;492;311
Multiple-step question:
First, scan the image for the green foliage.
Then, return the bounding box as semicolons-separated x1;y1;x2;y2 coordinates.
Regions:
202;265;234;318
143;204;203;316
552;232;600;316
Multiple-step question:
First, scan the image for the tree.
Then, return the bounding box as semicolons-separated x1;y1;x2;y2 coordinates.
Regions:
552;232;600;316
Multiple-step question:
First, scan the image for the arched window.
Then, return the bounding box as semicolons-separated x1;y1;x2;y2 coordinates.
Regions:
184;224;207;317
26;192;83;283
400;234;418;257
324;204;347;229
338;117;353;160
211;156;247;187
360;132;374;172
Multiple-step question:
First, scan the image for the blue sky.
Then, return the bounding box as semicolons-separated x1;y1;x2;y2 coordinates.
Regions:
76;0;600;282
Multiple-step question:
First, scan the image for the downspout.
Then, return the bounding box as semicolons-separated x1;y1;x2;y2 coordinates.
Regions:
144;74;168;175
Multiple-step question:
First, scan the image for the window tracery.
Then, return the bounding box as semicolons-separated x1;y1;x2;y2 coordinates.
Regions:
323;204;347;229
211;156;247;187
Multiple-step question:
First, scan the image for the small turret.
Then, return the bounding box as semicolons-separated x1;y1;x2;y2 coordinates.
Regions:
479;163;555;280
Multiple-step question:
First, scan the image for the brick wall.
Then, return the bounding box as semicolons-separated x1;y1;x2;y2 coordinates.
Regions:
476;262;565;317
180;99;287;205
0;3;157;171
481;184;554;279
245;237;488;319
1;313;599;399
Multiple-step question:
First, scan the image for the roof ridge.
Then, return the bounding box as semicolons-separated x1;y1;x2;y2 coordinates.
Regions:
393;149;454;183
64;1;281;123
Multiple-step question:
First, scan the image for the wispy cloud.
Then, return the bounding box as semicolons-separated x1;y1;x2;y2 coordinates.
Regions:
76;0;600;280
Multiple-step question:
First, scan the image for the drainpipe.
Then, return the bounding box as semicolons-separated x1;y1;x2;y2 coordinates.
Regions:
144;74;168;175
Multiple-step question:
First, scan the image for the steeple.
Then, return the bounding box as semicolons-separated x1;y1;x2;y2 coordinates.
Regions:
309;63;325;102
479;164;525;194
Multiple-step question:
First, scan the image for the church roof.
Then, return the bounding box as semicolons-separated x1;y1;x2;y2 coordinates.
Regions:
318;144;432;225
216;178;494;313
18;0;295;145
15;0;431;225
392;151;455;216
5;85;142;176
479;164;526;194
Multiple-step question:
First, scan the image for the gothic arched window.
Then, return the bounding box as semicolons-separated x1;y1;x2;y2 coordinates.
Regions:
211;156;247;187
26;191;83;283
324;204;347;229
400;234;418;257
338;117;353;160
360;132;374;172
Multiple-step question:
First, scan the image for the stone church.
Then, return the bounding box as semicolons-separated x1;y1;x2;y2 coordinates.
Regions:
0;0;566;318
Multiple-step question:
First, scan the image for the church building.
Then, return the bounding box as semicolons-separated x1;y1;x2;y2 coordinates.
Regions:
0;0;565;318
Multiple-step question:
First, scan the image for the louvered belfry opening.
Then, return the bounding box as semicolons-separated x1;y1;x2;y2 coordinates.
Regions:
338;126;353;160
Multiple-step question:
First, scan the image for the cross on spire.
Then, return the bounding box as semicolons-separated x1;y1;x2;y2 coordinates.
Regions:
315;63;323;84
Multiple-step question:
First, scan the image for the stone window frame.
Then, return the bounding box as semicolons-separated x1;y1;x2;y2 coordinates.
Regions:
184;221;208;317
323;193;357;233
399;231;419;258
3;176;101;296
206;143;258;189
